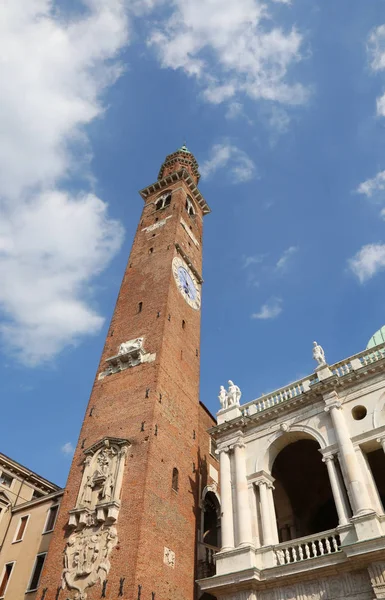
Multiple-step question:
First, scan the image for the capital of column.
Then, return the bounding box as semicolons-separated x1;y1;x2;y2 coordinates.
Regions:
324;391;342;412
248;471;275;490
215;445;231;457
322;454;335;464
230;441;246;450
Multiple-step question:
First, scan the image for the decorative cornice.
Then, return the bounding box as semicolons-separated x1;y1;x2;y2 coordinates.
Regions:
139;169;211;215
84;437;130;456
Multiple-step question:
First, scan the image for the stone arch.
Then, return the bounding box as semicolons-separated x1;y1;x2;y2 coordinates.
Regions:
262;428;338;542
201;485;221;548
256;424;328;474
373;390;385;428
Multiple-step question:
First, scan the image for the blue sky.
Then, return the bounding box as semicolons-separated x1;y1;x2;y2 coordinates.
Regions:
2;0;385;486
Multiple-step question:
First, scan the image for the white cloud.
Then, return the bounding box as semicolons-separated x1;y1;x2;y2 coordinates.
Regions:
0;0;129;364
251;297;282;319
61;442;75;456
243;255;265;268
226;102;244;120
201;143;256;183
349;243;385;283
276;245;298;270
148;0;308;109
368;25;385;117
357;171;385;198
368;25;385;72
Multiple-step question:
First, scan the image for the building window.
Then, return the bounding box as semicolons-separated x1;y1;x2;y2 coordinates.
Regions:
182;320;186;329
155;192;172;211
138;301;143;313
27;553;46;592
0;563;14;598
32;490;43;500
172;468;179;492
185;196;195;217
44;505;59;533
0;473;13;489
13;515;29;543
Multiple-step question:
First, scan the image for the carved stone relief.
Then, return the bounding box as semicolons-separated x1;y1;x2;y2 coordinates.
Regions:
368;562;385;599
98;336;156;379
164;547;175;568
257;570;372;600
62;438;129;599
218;570;373;600
62;525;117;600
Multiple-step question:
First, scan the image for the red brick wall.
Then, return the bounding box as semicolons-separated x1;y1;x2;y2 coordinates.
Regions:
38;158;216;600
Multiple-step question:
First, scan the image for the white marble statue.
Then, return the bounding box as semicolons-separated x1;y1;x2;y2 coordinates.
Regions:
312;341;326;367
218;385;227;409
118;337;144;356
227;380;241;406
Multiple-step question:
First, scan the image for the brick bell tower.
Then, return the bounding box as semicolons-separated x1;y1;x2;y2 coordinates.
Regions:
38;146;213;600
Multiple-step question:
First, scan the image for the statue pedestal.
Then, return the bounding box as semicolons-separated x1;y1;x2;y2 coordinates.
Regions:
315;364;333;381
217;404;242;424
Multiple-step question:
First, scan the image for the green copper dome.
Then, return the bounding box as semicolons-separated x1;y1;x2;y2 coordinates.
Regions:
367;325;385;349
178;144;191;154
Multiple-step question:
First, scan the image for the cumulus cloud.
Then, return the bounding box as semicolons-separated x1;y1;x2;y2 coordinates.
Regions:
0;0;129;364
251;297;282;319
201;143;256;183
349;243;385;283
61;442;75;456
357;171;385;198
368;25;385;117
276;245;298;270
148;0;308;109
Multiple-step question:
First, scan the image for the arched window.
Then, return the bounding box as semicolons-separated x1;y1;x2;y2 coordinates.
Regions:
155;192;172;211
185;196;195;216
172;468;179;492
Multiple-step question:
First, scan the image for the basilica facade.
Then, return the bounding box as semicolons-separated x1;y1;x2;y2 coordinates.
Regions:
199;343;385;600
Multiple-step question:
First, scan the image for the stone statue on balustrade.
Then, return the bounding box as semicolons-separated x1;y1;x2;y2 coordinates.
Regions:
218;386;227;409
312;341;326;368
218;381;242;409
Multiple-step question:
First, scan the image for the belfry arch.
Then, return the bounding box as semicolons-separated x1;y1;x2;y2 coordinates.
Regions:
270;433;339;542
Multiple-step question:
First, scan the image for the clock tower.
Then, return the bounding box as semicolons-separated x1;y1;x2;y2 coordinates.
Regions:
38;147;218;600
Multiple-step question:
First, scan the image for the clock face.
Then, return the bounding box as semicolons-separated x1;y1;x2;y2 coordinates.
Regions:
172;256;201;310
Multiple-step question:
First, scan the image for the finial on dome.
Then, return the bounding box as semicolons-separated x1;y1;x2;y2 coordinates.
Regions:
178;143;191;154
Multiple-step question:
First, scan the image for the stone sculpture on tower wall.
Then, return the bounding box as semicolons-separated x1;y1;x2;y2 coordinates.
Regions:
62;438;129;599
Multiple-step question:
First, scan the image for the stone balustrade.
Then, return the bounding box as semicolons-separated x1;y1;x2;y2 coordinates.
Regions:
197;542;217;578
274;530;341;566
241;342;385;418
242;378;312;416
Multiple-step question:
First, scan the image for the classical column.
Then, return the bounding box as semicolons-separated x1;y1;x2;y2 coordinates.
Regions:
218;447;234;550
232;441;252;547
266;484;279;544
256;477;274;546
322;455;349;526
324;391;372;515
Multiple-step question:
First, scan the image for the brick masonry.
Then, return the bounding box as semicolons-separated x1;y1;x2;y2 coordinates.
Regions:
37;150;218;600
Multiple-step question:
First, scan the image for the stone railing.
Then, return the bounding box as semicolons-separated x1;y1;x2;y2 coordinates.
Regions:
242;377;312;417
273;530;341;566
197;542;217;578
241;342;385;418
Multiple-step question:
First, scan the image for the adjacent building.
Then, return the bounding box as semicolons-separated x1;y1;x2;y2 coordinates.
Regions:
199;343;385;600
0;453;63;600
